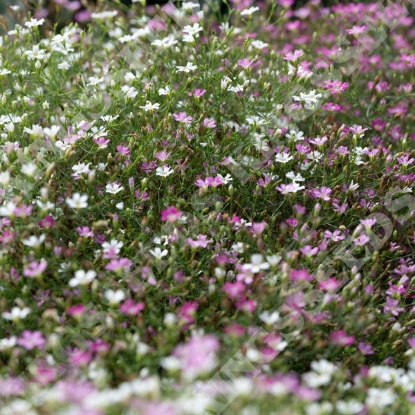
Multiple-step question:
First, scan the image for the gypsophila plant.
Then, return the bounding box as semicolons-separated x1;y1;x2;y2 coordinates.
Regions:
0;0;415;414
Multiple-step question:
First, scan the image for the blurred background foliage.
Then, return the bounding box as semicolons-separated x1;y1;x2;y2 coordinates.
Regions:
0;0;412;33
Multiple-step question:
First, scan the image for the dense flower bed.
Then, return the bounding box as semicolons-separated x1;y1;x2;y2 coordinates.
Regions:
1;0;415;414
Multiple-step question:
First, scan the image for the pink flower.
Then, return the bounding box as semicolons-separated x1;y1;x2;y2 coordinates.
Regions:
384;297;404;316
18;331;45;350
120;300;145;316
105;258;132;272
69;348;93;367
311;187;332;201
23;259;47;278
203;118;216;128
353;234;370;246
237;58;254;69
188;88;206;98
283;49;303;62
173;112;193;123
187;234;213;248
346;25;366;35
172;334;219;380
93;137;110;148
330;330;355;346
67;304;86;318
178;301;198;324
358;342;374;355
161;206;182;222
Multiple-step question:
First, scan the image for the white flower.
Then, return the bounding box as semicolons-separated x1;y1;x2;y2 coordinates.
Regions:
183;34;195;43
105;289;126;305
139;101;160;112
2;306;31;321
183;23;203;37
149;247;168;260
102;239;123;254
25;18;45;27
151;34;178;49
251;40;269;49
0;201;16;217
241;6;259;16
335;400;364;415
310;359;338;375
286;171;305;182
69;270;97;287
293;90;322;108
305;402;333;415
72;162;91;174
246;115;267;126
87;76;104;86
182;1;199;10
91;10;118;19
121;85;138;99
266;254;282;265
259;310;280;325
231;242;247;253
24;45;46;60
0;171;10;186
217;174;233;184
286;129;304;141
43;125;61;139
66;193;88;209
23;124;44;137
156;166;174;177
241;254;269;273
275;153;293;163
106;183;124;194
159;86;172;96
22;234;46;248
0;336;17;351
160;356;181;371
307;150;323;162
55;140;70;151
254;136;270;152
348;180;359;191
176;62;198;73
366;388;395;408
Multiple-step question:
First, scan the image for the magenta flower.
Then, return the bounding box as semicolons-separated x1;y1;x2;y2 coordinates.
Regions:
23;259;47;278
161;206;182;222
18;331;45;350
173;112;193;123
188;88;206;98
68;304;86;318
